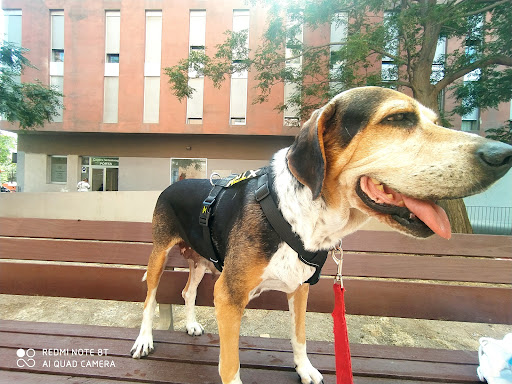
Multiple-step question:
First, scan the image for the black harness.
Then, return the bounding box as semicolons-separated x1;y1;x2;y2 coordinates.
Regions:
198;169;328;285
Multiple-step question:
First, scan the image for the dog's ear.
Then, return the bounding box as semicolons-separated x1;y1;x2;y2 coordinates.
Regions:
286;101;337;199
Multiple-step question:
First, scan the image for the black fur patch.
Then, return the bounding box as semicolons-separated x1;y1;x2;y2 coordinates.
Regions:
337;88;388;146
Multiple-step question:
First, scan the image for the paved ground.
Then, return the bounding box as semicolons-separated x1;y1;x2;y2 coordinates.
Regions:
1;294;509;351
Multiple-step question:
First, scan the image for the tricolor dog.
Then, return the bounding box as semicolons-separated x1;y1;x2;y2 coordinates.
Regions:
131;87;512;384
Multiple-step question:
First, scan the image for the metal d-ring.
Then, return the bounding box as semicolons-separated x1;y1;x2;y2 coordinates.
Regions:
209;172;221;186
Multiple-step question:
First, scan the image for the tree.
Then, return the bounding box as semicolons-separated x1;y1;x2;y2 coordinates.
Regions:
485;120;512;144
0;41;63;129
165;0;512;233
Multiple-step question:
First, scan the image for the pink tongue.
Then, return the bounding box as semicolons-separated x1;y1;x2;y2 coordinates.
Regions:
401;196;452;239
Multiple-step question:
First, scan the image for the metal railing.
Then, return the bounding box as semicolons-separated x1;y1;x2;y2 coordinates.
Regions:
466;206;512;235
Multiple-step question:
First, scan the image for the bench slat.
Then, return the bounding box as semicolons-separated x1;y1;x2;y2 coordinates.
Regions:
1;347;332;384
1;262;510;323
1;371;137;384
0;321;480;383
0;218;152;242
2;237;511;284
3;217;510;258
0;320;478;365
344;231;512;258
321;253;512;284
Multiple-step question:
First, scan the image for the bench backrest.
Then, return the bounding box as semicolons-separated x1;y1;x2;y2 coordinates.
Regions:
1;218;511;324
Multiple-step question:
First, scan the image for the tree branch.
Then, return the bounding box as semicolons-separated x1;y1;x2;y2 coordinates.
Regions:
461;0;511;18
434;54;512;93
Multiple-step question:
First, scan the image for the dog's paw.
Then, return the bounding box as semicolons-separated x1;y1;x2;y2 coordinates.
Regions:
130;333;154;359
295;361;324;384
186;321;204;336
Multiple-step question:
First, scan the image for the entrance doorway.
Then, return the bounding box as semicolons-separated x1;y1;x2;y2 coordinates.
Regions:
91;167;119;191
81;156;119;191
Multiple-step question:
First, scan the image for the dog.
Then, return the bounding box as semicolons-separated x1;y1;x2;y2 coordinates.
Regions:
131;86;512;384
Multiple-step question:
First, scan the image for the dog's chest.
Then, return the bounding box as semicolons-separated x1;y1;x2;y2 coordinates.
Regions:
249;243;316;299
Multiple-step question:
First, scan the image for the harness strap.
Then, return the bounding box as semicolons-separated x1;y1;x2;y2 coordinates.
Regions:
198;175;239;270
255;173;328;285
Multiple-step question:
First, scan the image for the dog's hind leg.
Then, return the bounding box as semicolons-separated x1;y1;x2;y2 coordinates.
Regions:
131;210;180;359
182;257;207;335
288;284;324;384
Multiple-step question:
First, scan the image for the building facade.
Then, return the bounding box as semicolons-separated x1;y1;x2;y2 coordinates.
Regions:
2;0;301;192
1;1;511;193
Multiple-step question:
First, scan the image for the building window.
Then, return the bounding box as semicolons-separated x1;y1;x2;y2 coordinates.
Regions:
50;10;64;122
329;11;348;96
229;10;250;126
381;11;398;87
186;10;206;124
460;15;483;131
171;158;207;184
461;107;480;132
283;11;303;125
432;37;446;112
49;155;67;183
143;11;162;123
81;156;119;191
104;11;120;123
2;10;22;122
103;77;119;124
107;53;119;63
3;9;22;46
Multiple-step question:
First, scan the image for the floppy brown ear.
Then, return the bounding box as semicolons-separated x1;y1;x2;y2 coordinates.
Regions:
286;101;337;199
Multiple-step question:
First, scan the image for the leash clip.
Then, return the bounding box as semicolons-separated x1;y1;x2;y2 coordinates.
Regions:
330;241;344;286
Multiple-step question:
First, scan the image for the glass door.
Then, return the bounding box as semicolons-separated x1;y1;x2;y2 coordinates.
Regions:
105;168;119;191
91;168;104;191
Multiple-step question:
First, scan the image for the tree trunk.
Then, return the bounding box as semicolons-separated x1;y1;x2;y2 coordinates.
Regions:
437;199;473;234
412;86;473;234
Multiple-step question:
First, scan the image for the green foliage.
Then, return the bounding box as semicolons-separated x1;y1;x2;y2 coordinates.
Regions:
485;120;512;145
171;158;204;171
165;0;511;120
0;41;63;129
0;133;16;184
0;134;16;165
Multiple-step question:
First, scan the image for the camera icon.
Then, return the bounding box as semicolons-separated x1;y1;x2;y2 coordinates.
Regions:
16;348;36;368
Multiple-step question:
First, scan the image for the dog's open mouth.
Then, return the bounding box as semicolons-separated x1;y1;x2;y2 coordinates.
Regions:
357;176;451;239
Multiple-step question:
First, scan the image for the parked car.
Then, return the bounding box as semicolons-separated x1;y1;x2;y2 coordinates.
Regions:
1;186;11;192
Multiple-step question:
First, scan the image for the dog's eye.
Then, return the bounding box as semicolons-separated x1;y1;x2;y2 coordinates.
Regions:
386;113;405;122
382;112;417;127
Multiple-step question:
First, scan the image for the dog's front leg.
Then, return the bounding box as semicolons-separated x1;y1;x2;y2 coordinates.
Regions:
214;273;247;384
288;284;324;384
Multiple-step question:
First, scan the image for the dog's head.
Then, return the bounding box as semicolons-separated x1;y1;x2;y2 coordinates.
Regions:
287;86;512;239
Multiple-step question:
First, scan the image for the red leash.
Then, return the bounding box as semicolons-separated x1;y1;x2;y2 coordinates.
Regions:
331;245;354;384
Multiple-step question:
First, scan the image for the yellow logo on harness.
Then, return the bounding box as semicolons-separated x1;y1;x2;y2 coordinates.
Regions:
226;169;259;187
202;206;207;214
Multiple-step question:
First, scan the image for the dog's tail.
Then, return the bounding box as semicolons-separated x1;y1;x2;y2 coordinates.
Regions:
142;271;147;282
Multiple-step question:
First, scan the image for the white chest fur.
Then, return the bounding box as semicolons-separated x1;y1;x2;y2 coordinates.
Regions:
272;148;365;251
249;243;316;299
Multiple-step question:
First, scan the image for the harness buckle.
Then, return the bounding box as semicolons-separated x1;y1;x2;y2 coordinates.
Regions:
255;180;270;202
199;196;215;226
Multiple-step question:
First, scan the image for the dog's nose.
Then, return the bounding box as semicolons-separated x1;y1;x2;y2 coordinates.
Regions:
476;141;512;177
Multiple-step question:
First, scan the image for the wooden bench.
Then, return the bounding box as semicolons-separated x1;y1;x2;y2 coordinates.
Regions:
0;217;511;383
